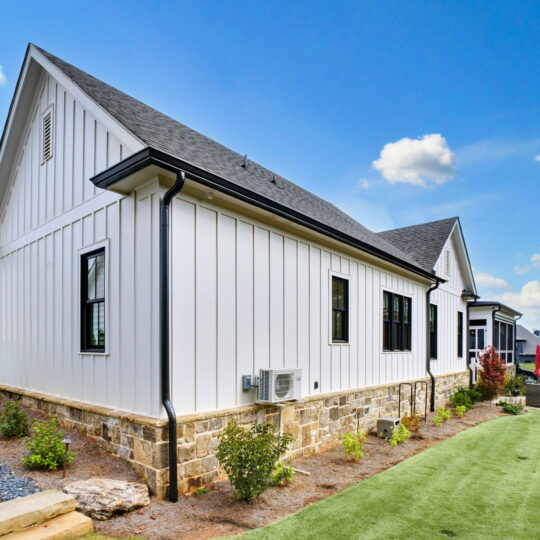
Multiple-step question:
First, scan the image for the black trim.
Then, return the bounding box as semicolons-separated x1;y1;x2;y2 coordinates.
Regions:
382;291;412;352
91;147;444;284
331;277;349;343
80;248;106;352
160;171;185;503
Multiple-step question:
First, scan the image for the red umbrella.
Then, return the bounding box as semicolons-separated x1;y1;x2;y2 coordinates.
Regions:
534;345;540;381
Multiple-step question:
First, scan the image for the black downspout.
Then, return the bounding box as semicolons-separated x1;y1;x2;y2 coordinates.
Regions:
514;314;522;367
160;171;185;503
492;304;502;353
426;282;440;411
466;303;473;386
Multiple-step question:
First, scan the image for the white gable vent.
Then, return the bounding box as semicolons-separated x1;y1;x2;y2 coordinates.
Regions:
444;249;450;275
41;106;54;164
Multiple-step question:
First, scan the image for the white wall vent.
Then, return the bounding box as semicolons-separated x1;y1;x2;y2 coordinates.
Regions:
444;249;450;275
257;368;302;404
41;106;54;164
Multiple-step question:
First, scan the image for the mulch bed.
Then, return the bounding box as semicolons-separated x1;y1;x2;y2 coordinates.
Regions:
0;396;506;540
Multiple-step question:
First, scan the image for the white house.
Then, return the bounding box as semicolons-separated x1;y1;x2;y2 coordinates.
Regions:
0;44;519;499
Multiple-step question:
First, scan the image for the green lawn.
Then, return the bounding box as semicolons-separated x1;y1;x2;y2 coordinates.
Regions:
519;362;535;373
244;410;540;540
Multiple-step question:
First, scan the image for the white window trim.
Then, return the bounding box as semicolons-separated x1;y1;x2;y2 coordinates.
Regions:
78;239;110;356
328;270;350;347
40;104;54;165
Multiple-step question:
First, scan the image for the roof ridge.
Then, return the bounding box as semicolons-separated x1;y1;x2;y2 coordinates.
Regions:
377;216;459;235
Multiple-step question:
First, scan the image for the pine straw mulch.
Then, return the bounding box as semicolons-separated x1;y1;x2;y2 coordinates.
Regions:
0;395;507;539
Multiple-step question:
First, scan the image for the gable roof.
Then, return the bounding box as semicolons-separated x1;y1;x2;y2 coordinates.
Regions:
377;217;459;272
19;44;440;282
516;325;540;356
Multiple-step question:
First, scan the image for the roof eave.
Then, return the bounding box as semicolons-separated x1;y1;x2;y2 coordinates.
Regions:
91;146;444;284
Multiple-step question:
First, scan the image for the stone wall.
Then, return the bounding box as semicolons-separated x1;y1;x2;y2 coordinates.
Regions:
0;370;469;499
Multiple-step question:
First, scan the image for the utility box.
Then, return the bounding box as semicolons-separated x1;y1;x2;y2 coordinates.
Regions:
377;417;400;438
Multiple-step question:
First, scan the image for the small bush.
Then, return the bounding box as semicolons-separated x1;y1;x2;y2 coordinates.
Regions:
468;386;483;403
23;415;75;470
433;406;451;426
215;421;293;501
387;423;410;446
401;413;421;433
0;401;29;439
450;387;473;410
342;431;368;461
455;405;467;417
271;461;295;486
477;346;506;400
504;375;526;396
497;401;524;415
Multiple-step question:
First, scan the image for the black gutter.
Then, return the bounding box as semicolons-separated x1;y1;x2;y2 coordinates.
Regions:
91;147;443;285
426;282;440;411
160;171;185;503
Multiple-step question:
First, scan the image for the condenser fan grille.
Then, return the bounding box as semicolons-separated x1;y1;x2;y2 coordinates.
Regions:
275;373;293;398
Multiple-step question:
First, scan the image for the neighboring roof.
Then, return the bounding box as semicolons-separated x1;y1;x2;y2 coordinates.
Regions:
469;301;522;317
516;325;540;356
377;217;459;272
25;45;438;281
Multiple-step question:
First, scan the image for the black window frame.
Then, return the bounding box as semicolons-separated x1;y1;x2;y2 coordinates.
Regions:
429;303;438;359
383;291;412;352
331;276;349;343
457;311;464;358
81;248;106;352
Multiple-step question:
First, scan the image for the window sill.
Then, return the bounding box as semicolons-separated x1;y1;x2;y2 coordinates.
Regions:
331;341;350;346
382;350;412;354
79;352;110;357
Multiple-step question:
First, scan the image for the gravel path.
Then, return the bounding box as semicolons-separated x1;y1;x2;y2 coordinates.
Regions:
0;464;41;502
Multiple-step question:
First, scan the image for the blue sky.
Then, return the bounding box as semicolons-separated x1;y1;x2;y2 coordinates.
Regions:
0;1;539;327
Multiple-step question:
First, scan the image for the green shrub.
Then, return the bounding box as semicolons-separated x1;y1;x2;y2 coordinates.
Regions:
504;375;526;396
342;431;368;461
23;415;75;470
450;387;473;410
271;461;295;486
387;423;410;446
433;406;451;426
215;421;293;501
468;386;483;403
455;405;467;417
0;401;29;439
496;401;525;416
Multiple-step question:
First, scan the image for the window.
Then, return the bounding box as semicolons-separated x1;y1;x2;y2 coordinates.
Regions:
332;277;348;342
383;291;412;351
81;248;106;351
429;304;438;359
457;311;463;357
494;320;514;364
41;106;54;163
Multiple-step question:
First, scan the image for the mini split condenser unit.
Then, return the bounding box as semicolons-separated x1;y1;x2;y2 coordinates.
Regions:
257;368;302;404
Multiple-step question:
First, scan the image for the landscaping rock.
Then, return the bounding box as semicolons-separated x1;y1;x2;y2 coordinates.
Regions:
63;478;150;520
0;464;41;502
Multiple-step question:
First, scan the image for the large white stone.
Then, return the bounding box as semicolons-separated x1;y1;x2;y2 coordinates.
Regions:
63;478;149;520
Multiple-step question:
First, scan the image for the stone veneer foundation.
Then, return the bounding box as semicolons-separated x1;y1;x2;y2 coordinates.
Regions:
0;370;469;499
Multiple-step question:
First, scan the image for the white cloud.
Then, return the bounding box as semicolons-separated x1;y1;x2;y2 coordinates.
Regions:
494;280;540;329
474;271;511;290
534;155;540;162
358;178;370;189
0;66;5;86
373;134;456;186
515;253;540;275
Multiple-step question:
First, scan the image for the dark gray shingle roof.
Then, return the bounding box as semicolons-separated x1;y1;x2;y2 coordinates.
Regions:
516;325;540;356
34;45;430;275
377;217;459;272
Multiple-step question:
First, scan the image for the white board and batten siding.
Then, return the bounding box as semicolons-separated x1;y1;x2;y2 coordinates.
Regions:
430;232;469;376
170;193;429;416
0;69;168;418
